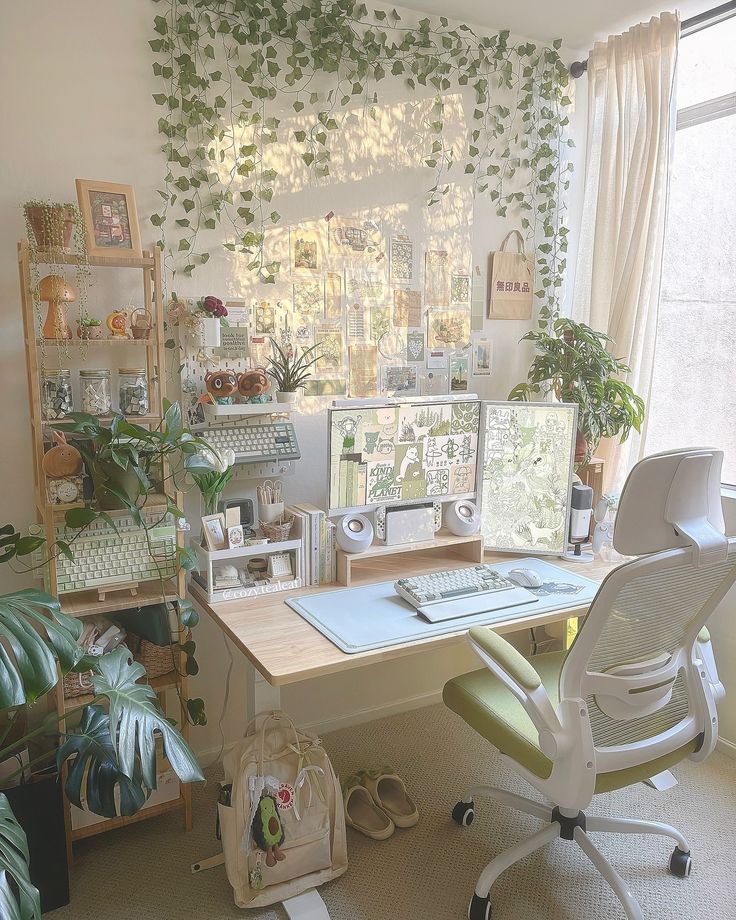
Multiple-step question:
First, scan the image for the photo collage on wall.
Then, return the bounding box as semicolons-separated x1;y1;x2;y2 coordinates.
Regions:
329;400;481;510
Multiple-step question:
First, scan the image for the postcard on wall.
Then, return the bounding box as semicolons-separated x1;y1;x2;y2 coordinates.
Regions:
293;321;314;346
449;353;469;392
427;309;470;349
290;225;324;273
314;324;344;373
303;378;347;396
293;280;324;320
392;288;421;327
348;344;378;396
381;364;418;397
390;236;414;283
424;250;450;306
250;335;271;368
472;339;493;376
451;274;471;305
329;216;382;258
426;349;447;369
218;326;250;360
421;370;449;396
347;301;366;338
406;329;425;363
346;269;384;303
225;300;248;326
370;304;390;343
255;300;277;335
325;271;342;321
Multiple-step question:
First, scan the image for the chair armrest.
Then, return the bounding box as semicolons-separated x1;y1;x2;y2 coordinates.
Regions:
467;627;565;758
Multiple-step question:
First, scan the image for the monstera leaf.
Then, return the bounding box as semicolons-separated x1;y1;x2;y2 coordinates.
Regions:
0;589;86;707
0;794;40;920
57;706;147;819
90;648;203;790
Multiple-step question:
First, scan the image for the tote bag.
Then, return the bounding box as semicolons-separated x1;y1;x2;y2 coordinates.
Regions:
487;230;534;319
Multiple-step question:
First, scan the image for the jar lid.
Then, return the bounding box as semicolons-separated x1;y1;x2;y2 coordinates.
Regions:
79;369;111;377
118;368;147;375
44;369;71;376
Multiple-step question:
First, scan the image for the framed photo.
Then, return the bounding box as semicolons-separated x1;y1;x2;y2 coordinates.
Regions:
202;513;228;551
227;525;245;549
75;179;142;257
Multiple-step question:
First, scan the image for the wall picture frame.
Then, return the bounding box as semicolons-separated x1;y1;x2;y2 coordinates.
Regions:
75;179;142;257
202;513;228;551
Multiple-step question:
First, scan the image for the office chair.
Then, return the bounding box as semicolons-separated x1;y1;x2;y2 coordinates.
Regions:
443;448;733;920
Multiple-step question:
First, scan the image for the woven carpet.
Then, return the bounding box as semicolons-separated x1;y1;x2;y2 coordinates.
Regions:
52;703;736;919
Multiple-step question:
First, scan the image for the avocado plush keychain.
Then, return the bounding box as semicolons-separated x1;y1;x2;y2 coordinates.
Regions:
251;793;286;867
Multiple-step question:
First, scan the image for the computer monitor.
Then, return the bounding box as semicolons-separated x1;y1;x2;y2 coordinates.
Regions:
328;397;481;514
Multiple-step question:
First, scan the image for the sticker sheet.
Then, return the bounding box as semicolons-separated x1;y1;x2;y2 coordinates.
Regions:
390;237;414;282
328;400;480;510
424;250;450;306
480;403;577;555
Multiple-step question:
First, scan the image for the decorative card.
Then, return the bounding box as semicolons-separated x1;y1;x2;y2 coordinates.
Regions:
390;237;414;282
347;302;366;338
427;309;470;349
426;349;447;369
325;271;342;321
424;250;449;306
255;300;276;335
293;280;324;320
451;274;471;305
406;329;425;363
449;353;469;392
381;364;418;396
392;289;421;327
329;216;382;258
377;330;406;361
346;269;384;303
348;344;378;396
370;304;390;343
290;225;323;272
314;325;344;373
472;339;493;376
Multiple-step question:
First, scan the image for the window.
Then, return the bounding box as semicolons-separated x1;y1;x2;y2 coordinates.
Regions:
644;16;736;482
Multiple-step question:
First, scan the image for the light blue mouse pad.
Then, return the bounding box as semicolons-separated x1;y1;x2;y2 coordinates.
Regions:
286;558;601;654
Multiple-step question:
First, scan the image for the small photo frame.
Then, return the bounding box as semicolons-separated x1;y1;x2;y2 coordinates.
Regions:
76;179;142;257
202;513;228;551
227;525;245;548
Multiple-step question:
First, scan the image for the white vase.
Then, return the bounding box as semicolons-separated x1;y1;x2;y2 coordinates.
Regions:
201;316;221;348
276;390;298;404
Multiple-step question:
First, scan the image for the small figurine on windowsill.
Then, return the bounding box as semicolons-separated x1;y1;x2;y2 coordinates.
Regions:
106;308;128;339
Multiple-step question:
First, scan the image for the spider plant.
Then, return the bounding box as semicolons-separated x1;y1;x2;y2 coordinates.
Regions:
266;339;321;394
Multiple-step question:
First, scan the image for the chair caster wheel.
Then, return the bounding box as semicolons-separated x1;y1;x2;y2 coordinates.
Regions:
452;800;475;827
669;847;692;878
468;893;492;920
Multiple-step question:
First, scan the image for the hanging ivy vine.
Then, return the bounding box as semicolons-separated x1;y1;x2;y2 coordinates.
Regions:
149;0;573;327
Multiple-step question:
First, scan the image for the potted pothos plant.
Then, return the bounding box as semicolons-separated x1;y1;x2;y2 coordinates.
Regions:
0;525;204;918
266;339;321;403
508;318;645;466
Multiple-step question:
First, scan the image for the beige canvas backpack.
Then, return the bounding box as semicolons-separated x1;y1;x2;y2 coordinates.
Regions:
218;710;347;908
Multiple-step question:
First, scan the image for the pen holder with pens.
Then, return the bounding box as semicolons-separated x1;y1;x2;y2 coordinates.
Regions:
257;479;289;535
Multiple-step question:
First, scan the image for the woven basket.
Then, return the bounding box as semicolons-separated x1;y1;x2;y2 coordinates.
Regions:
260;516;293;542
63;670;95;700
129;636;175;679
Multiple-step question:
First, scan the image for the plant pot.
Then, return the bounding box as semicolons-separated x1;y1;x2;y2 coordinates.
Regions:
77;323;103;340
90;460;140;510
575;430;589;464
25;205;75;251
276;390;298;404
201;316;221;348
4;771;70;912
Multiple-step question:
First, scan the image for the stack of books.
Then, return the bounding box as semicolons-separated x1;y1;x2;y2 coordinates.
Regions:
289;504;336;585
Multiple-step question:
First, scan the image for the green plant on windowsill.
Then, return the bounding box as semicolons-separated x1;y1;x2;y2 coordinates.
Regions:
266;339;321;403
0;525;204;920
508;318;645;467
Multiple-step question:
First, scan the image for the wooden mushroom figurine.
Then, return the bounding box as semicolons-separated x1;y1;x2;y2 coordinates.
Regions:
39;274;76;340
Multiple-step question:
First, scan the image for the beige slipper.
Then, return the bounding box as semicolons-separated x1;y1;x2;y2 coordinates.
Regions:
359;767;419;829
343;778;395;840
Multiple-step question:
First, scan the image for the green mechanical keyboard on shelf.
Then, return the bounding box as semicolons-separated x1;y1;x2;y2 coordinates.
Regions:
49;512;177;594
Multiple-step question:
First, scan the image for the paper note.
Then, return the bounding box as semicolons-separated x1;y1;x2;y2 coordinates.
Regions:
293;280;324;319
393;289;421;327
348;344;378;396
346;269;384;303
325;271;342;321
424;250;449;306
347;301;366;338
217;326;250;359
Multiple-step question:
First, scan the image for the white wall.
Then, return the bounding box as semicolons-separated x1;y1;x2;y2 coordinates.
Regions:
0;0;589;758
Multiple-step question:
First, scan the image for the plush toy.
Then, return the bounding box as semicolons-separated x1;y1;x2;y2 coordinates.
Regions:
251;793;286;867
41;432;83;479
237;368;270;403
204;369;239;404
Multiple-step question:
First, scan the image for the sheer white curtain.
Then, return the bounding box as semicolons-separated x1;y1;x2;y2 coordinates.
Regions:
572;13;679;490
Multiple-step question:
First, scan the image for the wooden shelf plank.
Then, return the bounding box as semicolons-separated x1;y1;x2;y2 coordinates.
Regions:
70;794;184;842
28;249;155;269
39;491;171;519
60;578;179;617
63;670;178;711
36;337;155;347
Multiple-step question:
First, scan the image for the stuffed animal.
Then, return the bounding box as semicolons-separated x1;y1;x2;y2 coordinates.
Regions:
204;369;239;404
251;793;286;867
237;368;270;403
41;432;83;479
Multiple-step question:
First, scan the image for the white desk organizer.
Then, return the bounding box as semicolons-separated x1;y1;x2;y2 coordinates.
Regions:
192;533;304;603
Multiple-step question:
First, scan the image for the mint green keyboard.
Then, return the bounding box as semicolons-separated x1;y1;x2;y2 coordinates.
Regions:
51;513;177;594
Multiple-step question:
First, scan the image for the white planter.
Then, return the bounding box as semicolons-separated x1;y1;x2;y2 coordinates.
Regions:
276;390;298;404
201;316;221;347
259;500;285;523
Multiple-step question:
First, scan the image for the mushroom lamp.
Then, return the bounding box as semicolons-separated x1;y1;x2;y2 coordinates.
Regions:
39;274;76;340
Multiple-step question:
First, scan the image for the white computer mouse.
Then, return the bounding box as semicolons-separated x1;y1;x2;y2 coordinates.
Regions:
507;567;543;589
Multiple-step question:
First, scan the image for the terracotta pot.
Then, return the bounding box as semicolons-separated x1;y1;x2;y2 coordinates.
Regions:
77;324;104;340
25;205;75;250
575;430;588;463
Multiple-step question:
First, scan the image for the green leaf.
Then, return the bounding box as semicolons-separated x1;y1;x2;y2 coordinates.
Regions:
186;697;207;726
91;649;204;788
178;599;199;628
0;793;40;920
64;507;98;529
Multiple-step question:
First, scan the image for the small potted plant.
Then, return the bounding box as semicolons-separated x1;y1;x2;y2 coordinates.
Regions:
23;199;81;251
76;316;103;340
183;295;228;348
508;318;645;466
266;339;321;404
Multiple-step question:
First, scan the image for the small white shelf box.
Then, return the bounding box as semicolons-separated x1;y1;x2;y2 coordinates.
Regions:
192;536;303;603
202;402;293;422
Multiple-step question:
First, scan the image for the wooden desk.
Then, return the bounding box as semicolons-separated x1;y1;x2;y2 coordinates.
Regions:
190;548;618;691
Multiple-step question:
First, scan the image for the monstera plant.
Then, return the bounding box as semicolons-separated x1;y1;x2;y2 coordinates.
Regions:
0;525;203;918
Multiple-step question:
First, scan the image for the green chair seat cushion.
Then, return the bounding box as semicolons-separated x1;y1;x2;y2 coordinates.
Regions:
443;650;698;793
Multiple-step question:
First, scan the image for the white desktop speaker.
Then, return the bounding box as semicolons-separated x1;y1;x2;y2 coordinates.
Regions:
336;514;374;553
444;500;481;536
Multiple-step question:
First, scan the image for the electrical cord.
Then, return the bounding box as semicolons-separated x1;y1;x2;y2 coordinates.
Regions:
215;630;235;764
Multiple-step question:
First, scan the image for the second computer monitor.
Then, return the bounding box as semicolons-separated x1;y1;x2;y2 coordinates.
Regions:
328;399;481;514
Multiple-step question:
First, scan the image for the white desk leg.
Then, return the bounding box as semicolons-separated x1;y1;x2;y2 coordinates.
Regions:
282;889;331;919
245;660;282;721
644;770;678;791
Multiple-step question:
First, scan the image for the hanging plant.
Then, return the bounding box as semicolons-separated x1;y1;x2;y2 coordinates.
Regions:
149;1;573;328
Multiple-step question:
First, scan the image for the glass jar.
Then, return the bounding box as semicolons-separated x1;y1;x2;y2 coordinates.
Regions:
41;369;73;420
79;369;111;416
118;368;149;417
